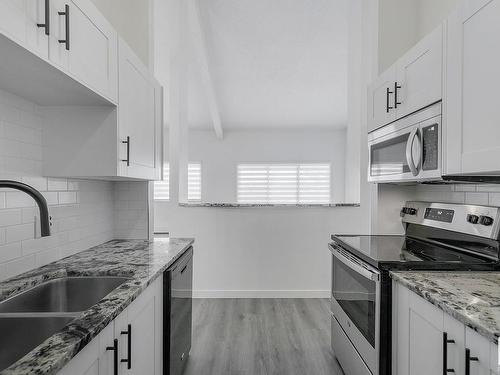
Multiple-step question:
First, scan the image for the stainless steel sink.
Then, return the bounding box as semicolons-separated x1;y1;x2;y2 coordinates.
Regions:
0;316;75;371
0;276;129;314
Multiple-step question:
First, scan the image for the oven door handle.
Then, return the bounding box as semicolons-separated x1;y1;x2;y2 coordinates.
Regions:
329;244;380;282
406;127;421;177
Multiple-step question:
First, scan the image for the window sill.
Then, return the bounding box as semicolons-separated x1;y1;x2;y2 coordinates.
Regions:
177;202;360;208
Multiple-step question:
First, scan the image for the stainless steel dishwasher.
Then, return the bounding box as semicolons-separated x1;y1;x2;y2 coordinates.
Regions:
164;247;193;375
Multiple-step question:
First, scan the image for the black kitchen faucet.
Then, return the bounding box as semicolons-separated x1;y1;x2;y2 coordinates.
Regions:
0;180;51;237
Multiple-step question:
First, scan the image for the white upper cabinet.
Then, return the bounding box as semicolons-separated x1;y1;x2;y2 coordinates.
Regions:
395;24;443;120
0;0;50;59
367;66;397;132
368;24;444;133
49;0;118;102
445;0;500;175
118;39;156;179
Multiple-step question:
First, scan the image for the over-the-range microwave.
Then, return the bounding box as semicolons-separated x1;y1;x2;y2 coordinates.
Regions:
368;102;441;184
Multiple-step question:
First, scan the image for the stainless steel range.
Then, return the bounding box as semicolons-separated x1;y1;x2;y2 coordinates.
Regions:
329;201;500;375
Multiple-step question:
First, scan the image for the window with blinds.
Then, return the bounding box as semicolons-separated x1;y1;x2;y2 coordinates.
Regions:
153;163;202;201
237;163;331;204
154;163;170;200
187;162;202;201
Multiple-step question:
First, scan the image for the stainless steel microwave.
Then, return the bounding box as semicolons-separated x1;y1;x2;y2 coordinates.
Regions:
368;102;441;183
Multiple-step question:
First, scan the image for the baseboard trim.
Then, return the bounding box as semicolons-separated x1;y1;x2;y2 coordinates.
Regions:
192;290;330;298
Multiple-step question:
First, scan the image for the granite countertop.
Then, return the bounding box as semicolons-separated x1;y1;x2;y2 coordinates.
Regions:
391;271;500;344
0;237;194;375
178;202;360;208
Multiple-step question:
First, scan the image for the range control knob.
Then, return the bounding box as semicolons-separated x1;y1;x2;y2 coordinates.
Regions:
479;216;494;226
401;207;417;216
466;214;479;224
407;208;417;215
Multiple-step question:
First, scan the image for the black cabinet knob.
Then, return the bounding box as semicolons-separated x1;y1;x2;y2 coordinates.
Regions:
466;214;479;224
479;216;494;226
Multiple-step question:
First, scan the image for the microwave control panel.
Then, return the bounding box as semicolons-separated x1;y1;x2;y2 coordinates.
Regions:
422;123;438;171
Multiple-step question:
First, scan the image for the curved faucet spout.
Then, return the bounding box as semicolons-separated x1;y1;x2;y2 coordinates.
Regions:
0;180;51;237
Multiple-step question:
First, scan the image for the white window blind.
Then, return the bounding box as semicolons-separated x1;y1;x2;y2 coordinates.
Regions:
187;162;202;201
237;163;331;204
154;163;170;200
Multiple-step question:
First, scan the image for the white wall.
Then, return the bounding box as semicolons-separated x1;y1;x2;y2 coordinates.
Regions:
153;0;379;298
187;128;347;203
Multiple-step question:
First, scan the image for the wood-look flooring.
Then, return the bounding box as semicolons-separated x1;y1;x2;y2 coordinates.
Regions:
183;299;344;375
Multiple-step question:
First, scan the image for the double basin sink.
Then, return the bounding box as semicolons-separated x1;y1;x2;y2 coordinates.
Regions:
0;276;130;371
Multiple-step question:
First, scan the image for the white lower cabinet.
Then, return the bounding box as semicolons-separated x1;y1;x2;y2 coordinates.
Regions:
57;276;163;375
393;282;499;375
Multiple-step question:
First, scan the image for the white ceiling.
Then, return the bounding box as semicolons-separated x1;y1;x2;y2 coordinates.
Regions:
188;0;349;131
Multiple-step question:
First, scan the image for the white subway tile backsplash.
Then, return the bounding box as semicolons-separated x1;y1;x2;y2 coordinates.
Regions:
58;191;77;205
5;223;35;243
465;192;489;206
453;184;477;192
0;243;22;263
5;191;36;208
489;193;500;207
476;184;500;193
0;255;36;280
0;209;22;226
48;178;68;191
0;88;149;282
42;192;59;206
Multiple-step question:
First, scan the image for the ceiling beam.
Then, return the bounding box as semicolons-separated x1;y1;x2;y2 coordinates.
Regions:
188;0;224;139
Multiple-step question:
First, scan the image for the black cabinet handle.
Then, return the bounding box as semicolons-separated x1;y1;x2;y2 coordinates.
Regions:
121;324;132;369
465;348;479;375
37;0;50;35
386;87;394;113
58;4;70;50
443;332;456;374
394;82;402;108
181;264;188;274
106;339;119;375
122;136;130;166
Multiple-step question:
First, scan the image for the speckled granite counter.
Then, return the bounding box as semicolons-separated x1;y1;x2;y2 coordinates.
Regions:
391;271;500;344
0;238;194;375
178;202;360;208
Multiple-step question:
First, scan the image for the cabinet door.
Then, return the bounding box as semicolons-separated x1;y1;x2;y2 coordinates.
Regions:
57;322;116;375
465;327;492;375
0;0;49;58
444;314;465;375
393;282;447;375
49;0;118;102
118;38;156;180
116;281;160;375
445;0;500;175
408;293;445;375
367;66;397;132
396;24;443;119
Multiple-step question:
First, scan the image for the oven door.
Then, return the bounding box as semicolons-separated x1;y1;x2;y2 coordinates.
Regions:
330;243;381;375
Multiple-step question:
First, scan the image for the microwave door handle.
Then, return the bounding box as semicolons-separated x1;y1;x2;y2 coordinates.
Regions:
406;128;420;176
329;244;380;282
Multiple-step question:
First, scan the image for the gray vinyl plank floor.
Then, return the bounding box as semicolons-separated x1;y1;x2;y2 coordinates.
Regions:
183;298;344;375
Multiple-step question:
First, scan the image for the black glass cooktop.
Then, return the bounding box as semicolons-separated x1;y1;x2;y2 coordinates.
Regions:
331;234;499;270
